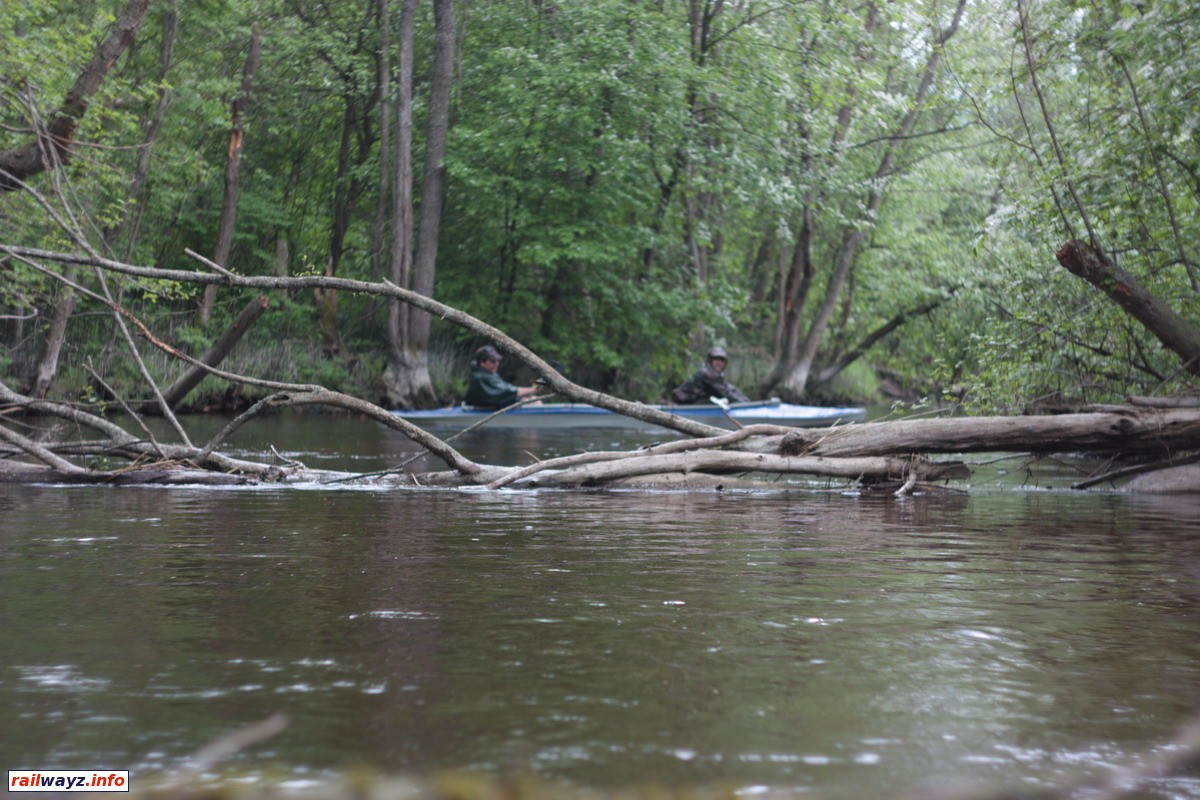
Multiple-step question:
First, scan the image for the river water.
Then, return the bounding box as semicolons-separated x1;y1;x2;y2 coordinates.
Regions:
2;413;1200;799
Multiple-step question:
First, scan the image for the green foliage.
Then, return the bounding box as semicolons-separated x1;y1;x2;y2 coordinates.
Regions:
4;0;1197;410
941;0;1200;410
438;0;706;393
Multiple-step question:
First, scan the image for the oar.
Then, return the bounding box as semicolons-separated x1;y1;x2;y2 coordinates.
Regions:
710;396;744;429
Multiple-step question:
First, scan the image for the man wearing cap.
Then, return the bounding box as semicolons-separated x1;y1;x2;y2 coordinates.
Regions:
670;346;751;405
464;345;540;409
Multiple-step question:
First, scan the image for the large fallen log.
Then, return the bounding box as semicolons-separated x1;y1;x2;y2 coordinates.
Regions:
482;424;969;490
745;408;1200;459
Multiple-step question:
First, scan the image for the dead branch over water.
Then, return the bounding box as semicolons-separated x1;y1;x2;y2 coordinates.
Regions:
2;245;1200;493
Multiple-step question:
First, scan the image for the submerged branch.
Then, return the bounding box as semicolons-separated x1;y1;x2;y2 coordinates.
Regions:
258;390;482;477
0;423;88;474
486;423;793;489
508;450;968;489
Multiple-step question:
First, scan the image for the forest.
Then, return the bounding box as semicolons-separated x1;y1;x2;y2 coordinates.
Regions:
2;0;1200;486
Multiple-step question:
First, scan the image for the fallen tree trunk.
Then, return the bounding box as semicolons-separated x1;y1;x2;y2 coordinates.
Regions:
161;294;269;409
749;408;1200;459
483;423;967;490
1128;394;1200;409
515;450;969;489
0;461;256;486
1056;240;1200;375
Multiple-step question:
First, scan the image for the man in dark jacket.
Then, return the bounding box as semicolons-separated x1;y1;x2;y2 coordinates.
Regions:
464;345;539;408
670;346;751;405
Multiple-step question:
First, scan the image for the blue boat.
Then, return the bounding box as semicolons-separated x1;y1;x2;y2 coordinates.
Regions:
393;398;865;431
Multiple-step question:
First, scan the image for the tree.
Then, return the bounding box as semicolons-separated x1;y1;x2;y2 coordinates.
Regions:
957;0;1200;410
0;0;151;193
7;0;1194;417
382;0;454;409
0;0;152;398
761;0;968;402
197;26;263;326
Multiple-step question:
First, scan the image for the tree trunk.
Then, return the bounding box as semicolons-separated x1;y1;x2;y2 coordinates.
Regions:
1055;240;1200;375
29;270;80;399
811;298;944;389
383;0;453;409
769;209;814;366
525;449;968;489
319;39;376;349
13;0;152;397
104;0;177;259
161;295;270;409
370;0;392;285
0;0;151;192
745;407;1200;458
199;27;262;326
384;0;417;397
776;226;865;399
762;3;874;397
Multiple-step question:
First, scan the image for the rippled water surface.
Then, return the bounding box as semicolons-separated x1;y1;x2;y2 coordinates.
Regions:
2;416;1200;798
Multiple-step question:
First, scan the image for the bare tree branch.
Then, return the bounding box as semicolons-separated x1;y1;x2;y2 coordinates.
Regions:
217;390;483;477
528;449;967;489
0;422;88;474
1;244;728;438
486;423;794;489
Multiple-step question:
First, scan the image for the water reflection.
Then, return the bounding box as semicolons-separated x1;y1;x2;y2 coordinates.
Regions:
2;433;1200;799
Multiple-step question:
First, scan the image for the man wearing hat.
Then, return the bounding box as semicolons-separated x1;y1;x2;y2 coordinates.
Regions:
670;346;751;405
464;345;540;409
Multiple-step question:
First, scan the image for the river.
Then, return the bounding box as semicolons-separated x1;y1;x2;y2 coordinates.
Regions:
2;412;1199;799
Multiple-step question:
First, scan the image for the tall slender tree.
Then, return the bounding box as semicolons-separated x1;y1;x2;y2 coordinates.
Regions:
198;26;262;326
382;0;453;408
7;0;152;398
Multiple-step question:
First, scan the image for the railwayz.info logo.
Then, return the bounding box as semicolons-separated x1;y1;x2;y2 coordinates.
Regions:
8;771;129;792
